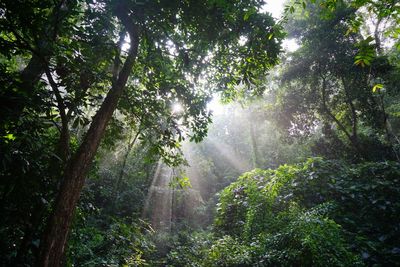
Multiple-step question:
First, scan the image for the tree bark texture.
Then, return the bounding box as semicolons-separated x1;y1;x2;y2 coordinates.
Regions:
36;11;139;267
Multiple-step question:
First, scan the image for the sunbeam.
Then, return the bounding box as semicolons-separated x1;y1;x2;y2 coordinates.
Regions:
206;137;252;173
142;160;174;232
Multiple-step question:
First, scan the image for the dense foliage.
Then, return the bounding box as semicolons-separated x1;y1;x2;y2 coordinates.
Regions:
167;158;400;266
273;1;400;161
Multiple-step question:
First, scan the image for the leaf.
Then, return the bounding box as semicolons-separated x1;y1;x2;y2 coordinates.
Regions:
244;9;256;21
372;83;383;93
3;133;16;141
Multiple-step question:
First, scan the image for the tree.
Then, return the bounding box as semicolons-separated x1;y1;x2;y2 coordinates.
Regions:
274;1;397;160
1;0;283;265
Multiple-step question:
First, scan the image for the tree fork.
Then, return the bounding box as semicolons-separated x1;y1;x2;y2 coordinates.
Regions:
36;9;139;267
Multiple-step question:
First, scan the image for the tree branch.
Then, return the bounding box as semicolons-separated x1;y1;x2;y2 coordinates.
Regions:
44;64;70;161
341;76;358;140
320;75;362;156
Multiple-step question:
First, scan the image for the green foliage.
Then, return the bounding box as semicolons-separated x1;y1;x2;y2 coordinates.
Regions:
274;1;399;160
210;158;400;266
254;203;361;267
169;174;192;189
66;142;158;266
68;219;155;267
354;36;376;67
166;231;213;267
203;235;253;267
110;156;400;267
1;0;284;264
1;0;399;266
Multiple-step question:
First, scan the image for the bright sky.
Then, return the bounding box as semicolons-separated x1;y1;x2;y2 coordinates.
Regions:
261;1;285;19
262;1;300;52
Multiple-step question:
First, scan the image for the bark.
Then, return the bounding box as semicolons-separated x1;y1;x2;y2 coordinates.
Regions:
36;10;139;267
374;17;383;55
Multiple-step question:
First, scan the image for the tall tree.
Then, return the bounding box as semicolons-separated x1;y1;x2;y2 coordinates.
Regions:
274;1;397;160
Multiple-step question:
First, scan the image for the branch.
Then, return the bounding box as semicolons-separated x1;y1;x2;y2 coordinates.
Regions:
44;66;68;125
341;76;358;139
44;64;70;161
112;31;126;85
320;75;353;143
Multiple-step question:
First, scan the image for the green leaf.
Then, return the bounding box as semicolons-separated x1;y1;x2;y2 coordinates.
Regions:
372;83;383;93
3;133;16;141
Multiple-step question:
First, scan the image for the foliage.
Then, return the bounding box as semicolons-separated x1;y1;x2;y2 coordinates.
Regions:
68;219;155;267
211;158;400;266
274;0;399;160
65;140;158;266
1;0;399;266
166;231;213;267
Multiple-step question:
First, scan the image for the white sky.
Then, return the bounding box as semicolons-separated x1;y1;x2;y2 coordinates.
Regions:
261;1;285;19
262;1;300;52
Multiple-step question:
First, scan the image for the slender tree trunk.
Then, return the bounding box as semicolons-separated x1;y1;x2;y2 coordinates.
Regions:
341;77;359;144
112;129;141;201
320;76;364;158
248;114;260;168
36;10;139;267
45;65;70;162
374;17;383;55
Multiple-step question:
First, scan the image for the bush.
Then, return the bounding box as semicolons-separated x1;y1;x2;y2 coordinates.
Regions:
211;158;400;266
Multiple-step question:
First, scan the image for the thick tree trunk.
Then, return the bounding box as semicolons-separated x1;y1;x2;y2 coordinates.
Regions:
36;12;139;267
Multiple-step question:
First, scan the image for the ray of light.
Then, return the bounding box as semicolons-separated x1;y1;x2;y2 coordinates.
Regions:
206;137;252;173
142;160;174;232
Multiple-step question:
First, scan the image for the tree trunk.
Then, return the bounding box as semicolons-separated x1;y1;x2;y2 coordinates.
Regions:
320;76;364;158
1;54;46;126
45;65;71;162
248;114;260;168
36;11;139;267
113;129;141;199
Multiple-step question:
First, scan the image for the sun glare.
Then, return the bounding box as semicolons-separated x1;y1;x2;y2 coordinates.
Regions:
261;1;284;19
283;39;300;52
207;96;225;115
172;102;183;114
